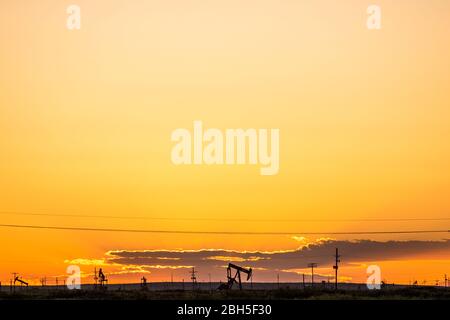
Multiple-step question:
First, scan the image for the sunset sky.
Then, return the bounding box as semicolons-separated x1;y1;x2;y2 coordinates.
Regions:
0;0;449;286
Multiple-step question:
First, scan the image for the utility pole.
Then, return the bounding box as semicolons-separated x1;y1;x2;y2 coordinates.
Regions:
93;267;98;288
307;263;317;287
302;273;305;289
11;272;17;292
209;273;212;291
445;274;447;288
277;274;280;289
333;248;341;290
190;267;197;290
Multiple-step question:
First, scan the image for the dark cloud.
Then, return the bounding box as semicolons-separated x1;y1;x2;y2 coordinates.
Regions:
100;239;450;282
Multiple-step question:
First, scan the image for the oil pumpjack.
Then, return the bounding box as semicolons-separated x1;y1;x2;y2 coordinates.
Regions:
94;267;108;289
98;268;108;288
13;275;29;287
141;276;148;290
218;263;252;290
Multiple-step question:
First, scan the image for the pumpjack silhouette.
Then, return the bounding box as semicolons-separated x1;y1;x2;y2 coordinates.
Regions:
98;268;108;287
93;267;108;290
140;276;148;291
218;263;252;290
14;276;29;287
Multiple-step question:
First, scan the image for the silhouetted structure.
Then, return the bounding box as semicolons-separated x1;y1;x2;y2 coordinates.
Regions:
94;267;98;286
307;263;318;287
14;275;28;287
218;263;252;290
98;268;108;288
141;276;148;290
333;248;341;290
190;267;198;290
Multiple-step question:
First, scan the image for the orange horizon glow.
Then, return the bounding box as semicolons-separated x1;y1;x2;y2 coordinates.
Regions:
1;0;450;286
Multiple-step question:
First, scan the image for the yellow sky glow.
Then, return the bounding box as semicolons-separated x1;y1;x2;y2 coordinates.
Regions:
1;0;449;284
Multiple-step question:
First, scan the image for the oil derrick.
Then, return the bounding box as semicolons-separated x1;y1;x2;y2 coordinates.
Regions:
190;267;198;290
218;263;252;290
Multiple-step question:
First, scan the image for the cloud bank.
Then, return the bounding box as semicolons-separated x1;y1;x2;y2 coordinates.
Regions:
66;238;450;283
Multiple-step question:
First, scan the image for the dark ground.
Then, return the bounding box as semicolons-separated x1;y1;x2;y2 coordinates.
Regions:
1;284;449;300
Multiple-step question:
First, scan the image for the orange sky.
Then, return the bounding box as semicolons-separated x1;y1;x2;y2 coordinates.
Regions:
0;0;449;285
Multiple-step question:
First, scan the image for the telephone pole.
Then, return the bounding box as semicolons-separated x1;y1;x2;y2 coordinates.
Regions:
93;267;98;287
277;274;280;289
333;248;341;290
11;272;18;292
190;267;198;290
209;273;212;291
307;263;317;287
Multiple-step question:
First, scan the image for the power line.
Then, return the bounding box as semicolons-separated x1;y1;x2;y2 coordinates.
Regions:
0;211;449;223
0;223;448;236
